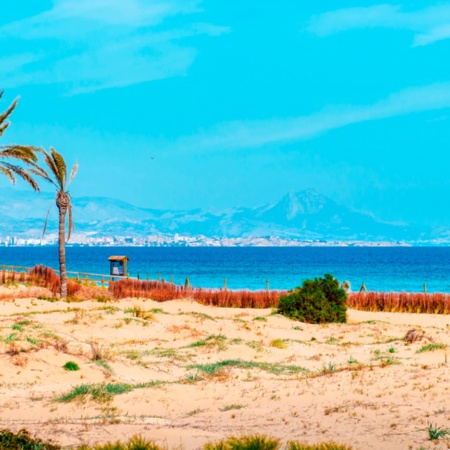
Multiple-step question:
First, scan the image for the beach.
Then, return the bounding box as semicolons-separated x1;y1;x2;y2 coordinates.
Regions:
1;284;450;449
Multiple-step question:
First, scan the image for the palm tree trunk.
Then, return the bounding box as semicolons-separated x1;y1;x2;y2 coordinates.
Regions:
57;197;68;299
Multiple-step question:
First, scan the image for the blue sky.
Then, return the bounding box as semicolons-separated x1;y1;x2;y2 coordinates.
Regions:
1;1;450;226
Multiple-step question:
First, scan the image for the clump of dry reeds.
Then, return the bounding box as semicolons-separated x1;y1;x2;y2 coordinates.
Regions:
0;268;27;284
28;265;82;296
348;291;450;314
109;278;283;308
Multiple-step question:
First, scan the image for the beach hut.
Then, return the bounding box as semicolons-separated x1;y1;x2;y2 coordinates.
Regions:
108;256;129;277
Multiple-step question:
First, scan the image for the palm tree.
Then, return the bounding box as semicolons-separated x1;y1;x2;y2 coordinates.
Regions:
0;90;41;190
37;148;78;298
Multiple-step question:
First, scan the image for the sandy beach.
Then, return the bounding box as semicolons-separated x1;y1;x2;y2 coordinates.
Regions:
1;284;450;449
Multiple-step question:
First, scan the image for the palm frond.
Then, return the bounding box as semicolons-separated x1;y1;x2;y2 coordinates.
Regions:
50;147;67;188
28;166;56;187
0;122;10;136
68;160;78;186
0;166;16;184
0;145;40;164
41;149;61;186
0;97;18;136
1;162;40;191
41;203;52;238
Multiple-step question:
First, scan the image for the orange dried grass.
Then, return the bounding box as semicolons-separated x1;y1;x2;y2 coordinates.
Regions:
348;291;450;314
108;278;284;308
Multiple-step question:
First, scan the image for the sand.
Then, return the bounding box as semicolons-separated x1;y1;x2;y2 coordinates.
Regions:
1;284;450;449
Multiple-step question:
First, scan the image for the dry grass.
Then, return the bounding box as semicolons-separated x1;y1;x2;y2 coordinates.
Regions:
109;278;283;308
348;292;450;314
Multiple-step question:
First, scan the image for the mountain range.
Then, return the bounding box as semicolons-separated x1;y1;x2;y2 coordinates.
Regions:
0;187;440;242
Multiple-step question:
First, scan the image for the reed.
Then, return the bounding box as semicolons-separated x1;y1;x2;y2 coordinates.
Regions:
28;265;82;296
109;278;284;308
348;291;450;314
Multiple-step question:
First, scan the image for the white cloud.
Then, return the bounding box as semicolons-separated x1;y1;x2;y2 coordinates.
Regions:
168;82;450;152
0;0;229;93
308;3;450;47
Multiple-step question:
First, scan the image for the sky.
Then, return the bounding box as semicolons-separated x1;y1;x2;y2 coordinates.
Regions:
1;0;450;227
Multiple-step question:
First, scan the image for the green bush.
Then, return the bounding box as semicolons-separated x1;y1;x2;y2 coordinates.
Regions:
204;434;279;450
0;428;61;449
63;361;80;371
277;274;347;324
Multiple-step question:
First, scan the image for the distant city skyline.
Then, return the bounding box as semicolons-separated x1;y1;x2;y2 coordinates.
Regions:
1;1;450;227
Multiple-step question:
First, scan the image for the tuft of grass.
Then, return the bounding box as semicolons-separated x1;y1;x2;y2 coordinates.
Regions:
150;308;167;314
57;383;133;403
63;361;80;371
417;343;447;353
78;434;166;450
56;380;166;403
219;404;245;412
253;316;267;322
270;339;288;349
288;443;352;450
188;359;308;376
11;324;24;331
420;422;450;441
204;434;279;450
4;333;18;343
37;295;59;302
321;362;336;374
189;334;227;348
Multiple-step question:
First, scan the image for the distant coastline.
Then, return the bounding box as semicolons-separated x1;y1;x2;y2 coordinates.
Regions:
0;234;415;247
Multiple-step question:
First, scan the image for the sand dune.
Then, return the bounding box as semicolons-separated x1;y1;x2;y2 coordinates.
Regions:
1;285;450;449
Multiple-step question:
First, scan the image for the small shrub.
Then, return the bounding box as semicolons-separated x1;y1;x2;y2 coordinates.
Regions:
0;428;60;449
278;274;347;324
63;361;80;371
204;434;279;450
288;443;352;450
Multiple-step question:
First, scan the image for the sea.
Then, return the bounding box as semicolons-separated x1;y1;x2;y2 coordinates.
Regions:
2;246;450;293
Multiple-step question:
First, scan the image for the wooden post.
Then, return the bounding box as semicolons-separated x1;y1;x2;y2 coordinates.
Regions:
137;272;140;281
424;283;427;294
101;276;105;288
146;272;149;280
224;277;227;291
170;274;174;284
158;272;161;282
266;278;269;292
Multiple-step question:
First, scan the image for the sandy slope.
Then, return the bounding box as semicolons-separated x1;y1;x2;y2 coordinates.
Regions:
1;285;450;449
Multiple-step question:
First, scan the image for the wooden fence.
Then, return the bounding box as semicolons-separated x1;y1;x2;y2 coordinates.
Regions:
0;264;129;288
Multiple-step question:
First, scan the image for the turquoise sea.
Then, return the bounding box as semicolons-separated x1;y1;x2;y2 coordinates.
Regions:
1;246;450;293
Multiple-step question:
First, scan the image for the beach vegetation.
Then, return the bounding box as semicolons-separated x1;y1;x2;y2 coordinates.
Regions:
270;339;288;349
420;422;450;440
417;343;447;353
204;435;279;450
219;404;245;412
278;274;347;324
188;359;308;375
0;428;60;450
348;291;450;314
253;316;267;321
63;361;80;371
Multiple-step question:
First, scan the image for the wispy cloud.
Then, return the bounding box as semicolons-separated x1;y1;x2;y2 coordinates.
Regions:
0;0;229;94
307;3;450;46
169;82;450;152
